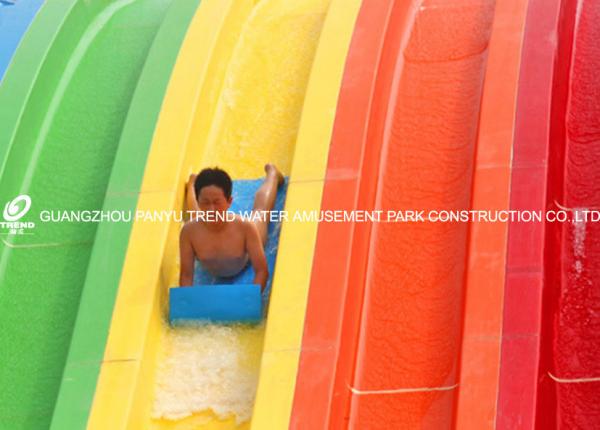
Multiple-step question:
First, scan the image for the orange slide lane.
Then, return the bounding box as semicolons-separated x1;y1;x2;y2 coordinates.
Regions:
290;0;525;428
346;0;495;426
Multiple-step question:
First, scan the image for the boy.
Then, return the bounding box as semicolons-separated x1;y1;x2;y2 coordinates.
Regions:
179;164;284;292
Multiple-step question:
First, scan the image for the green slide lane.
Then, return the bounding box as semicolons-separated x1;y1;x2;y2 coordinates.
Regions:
0;0;176;428
50;1;200;428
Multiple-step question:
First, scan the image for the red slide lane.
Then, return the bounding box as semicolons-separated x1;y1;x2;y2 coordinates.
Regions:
555;1;600;425
538;0;600;428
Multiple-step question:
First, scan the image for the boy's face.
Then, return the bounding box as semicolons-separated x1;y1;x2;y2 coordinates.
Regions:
197;185;232;216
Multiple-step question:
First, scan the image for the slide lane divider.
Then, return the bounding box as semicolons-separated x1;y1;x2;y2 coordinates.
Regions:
86;1;256;428
496;0;562;428
249;0;363;428
49;1;201;428
90;0;340;428
0;0;174;427
455;0;528;428
290;0;415;428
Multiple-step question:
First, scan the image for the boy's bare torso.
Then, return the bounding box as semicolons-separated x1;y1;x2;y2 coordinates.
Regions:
183;215;252;278
180;164;279;289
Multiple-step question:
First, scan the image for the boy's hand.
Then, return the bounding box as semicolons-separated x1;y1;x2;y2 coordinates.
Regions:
179;224;195;286
187;173;197;187
186;173;200;213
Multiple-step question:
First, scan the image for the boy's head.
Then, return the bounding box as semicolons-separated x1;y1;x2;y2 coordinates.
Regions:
194;167;233;212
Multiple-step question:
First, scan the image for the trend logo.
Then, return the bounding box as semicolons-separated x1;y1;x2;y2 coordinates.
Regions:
3;194;31;221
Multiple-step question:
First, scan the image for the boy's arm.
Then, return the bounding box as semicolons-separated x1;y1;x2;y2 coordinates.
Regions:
246;222;268;292
179;225;195;286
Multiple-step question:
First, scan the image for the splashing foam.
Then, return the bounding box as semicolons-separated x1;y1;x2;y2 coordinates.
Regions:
152;324;265;424
151;0;330;424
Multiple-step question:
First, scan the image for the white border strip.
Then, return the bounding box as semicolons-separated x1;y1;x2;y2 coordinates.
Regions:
349;382;459;395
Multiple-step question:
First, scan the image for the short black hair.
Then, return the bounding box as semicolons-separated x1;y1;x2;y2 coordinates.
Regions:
194;167;232;199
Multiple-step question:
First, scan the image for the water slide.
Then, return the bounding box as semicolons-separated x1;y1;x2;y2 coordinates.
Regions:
521;1;600;428
291;0;599;428
290;0;513;427
72;0;361;428
0;0;197;428
1;0;600;429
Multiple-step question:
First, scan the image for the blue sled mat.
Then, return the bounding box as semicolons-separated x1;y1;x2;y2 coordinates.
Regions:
169;177;288;325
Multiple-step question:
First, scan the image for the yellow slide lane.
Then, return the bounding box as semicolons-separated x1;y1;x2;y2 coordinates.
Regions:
87;0;360;428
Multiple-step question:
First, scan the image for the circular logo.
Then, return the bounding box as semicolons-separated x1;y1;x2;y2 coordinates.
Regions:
3;195;31;221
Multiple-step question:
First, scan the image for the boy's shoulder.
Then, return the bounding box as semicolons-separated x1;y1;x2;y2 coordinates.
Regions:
232;214;259;234
181;219;208;234
232;214;253;227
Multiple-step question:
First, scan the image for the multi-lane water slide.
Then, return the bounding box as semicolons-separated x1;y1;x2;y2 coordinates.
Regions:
1;0;599;429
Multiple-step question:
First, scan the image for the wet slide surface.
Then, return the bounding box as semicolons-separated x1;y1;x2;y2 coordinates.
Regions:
0;0;173;427
85;0;339;428
152;180;288;423
149;1;330;425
